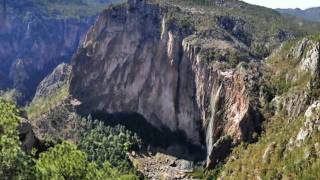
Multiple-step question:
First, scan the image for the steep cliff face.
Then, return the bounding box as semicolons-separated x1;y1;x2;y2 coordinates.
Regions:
71;1;201;143
0;0;122;103
70;0;265;167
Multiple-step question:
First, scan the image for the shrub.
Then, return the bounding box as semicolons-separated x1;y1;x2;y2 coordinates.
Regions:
0;99;34;179
76;118;142;173
35;141;98;179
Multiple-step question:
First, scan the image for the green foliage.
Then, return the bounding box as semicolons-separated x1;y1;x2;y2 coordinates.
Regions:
201;49;250;68
35;141;97;179
202;50;224;64
190;164;224;180
264;39;311;98
0;89;23;104
35;141;139;180
251;43;271;58
26;82;69;119
75;117;142;173
268;71;291;95
1;99;141;179
0;99;34;179
221;115;320;179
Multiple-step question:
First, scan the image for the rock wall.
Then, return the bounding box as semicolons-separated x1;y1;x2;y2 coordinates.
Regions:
71;0;202;144
70;0;262;166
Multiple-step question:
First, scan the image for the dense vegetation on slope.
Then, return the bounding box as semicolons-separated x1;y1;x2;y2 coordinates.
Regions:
0;99;33;179
0;99;141;179
217;37;320;179
221;115;320;179
75;116;142;173
26;63;71;119
26;81;69;119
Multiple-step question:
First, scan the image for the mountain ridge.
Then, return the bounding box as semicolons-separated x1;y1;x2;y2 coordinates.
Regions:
277;7;320;22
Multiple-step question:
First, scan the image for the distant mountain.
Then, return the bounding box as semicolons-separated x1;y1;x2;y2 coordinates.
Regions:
6;0;124;18
277;7;320;22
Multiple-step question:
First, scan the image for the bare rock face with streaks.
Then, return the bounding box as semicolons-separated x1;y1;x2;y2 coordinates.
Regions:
70;0;263;168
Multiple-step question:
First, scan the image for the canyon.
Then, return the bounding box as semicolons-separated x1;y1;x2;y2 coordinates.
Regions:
69;0;310;170
1;0;320;179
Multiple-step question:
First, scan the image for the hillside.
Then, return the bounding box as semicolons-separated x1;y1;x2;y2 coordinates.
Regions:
277;7;320;22
219;36;320;179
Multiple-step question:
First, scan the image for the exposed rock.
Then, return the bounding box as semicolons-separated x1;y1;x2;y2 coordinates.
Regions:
30;101;78;142
289;38;320;76
29;64;78;141
70;0;262;168
175;159;194;173
129;149;194;180
262;142;276;164
17;119;36;153
299;42;320;75
71;1;201;144
32;63;71;102
216;16;251;46
287;101;320;149
290;38;309;59
296;101;320;143
272;90;311;118
206;136;233;168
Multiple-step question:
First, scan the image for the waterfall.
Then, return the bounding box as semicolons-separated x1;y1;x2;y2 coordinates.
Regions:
206;84;223;160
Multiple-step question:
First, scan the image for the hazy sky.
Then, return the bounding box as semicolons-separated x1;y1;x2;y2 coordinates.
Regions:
242;0;320;9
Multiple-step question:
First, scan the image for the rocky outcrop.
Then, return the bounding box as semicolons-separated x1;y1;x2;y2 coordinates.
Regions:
272;91;311;118
290;38;320;76
70;0;262;168
296;101;320;144
129;150;194;179
32;63;71;102
17;119;36;153
271;38;320;119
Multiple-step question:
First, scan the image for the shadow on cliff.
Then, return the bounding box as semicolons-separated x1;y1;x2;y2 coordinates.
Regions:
91;111;206;161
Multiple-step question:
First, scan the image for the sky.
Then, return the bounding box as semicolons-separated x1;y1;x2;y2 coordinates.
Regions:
242;0;320;9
